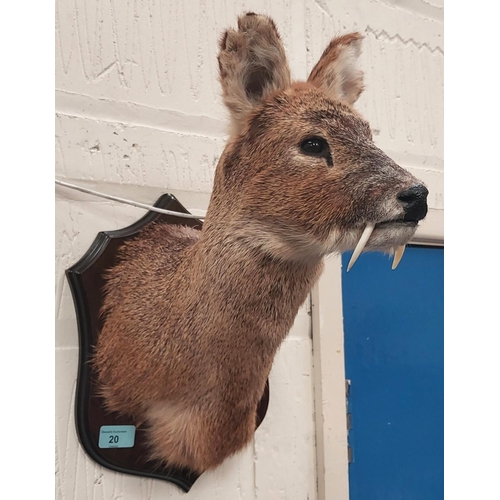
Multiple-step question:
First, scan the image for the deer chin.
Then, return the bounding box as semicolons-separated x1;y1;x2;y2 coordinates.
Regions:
241;218;418;266
370;220;418;248
345;220;418;271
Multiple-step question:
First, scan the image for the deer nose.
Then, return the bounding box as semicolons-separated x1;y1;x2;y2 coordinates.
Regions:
397;184;429;221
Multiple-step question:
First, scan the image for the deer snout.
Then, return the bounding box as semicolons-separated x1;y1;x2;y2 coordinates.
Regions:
397;184;429;222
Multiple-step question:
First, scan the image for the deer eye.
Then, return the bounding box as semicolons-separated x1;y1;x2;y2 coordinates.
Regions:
300;137;328;156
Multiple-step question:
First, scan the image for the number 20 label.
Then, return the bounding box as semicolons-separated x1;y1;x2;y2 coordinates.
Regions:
98;425;136;449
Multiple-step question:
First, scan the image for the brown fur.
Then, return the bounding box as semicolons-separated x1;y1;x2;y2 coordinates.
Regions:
308;32;365;104
94;13;427;473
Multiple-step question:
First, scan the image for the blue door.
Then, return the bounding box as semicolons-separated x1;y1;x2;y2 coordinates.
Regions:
341;245;444;500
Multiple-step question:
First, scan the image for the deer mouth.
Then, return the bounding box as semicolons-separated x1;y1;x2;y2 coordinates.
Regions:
346;218;419;271
375;218;418;228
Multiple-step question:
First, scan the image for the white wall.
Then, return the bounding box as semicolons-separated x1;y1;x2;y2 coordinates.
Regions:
55;1;443;499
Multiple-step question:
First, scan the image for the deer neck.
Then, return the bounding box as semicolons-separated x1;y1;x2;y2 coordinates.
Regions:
184;217;323;347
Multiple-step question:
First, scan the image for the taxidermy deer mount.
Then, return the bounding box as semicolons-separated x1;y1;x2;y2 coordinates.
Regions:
94;12;428;474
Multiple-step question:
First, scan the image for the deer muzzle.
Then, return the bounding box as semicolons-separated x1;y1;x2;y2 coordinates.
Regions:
347;183;429;272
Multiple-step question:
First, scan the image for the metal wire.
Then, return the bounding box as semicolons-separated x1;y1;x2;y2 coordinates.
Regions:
55;179;205;220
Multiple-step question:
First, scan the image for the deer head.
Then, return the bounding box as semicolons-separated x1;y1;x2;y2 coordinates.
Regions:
208;12;427;267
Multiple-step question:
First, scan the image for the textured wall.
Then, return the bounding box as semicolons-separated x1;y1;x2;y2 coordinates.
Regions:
55;1;443;498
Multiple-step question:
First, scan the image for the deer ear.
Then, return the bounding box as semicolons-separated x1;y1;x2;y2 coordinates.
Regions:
218;13;291;134
307;33;364;105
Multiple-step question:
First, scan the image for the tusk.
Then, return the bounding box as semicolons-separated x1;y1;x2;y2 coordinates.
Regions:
391;245;406;270
347;223;375;271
